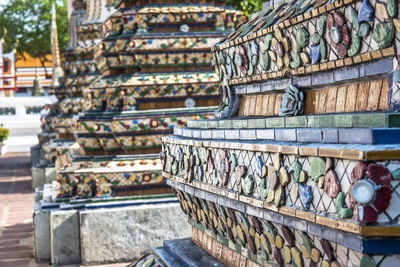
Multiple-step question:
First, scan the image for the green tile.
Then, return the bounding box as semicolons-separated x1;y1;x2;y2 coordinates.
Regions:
232;119;248;129
307;115;334;128
208;120;218;129
218;120;232;128
248;118;266;128
387;113;400;127
265;117;285;128
352;114;386;127
333;115;353;128
285;116;307;127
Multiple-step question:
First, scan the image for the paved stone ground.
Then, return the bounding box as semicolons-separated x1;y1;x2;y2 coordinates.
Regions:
0;153;130;267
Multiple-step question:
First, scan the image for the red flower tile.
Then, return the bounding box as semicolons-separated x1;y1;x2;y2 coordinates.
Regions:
368;163;392;185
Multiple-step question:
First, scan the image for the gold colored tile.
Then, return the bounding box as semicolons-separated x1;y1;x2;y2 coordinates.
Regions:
265;144;280;152
312;64;320;72
361;226;400;236
264;201;279;212
297;14;304;24
304;12;312;20
326;3;335;11
311;9;319;17
279;145;299;155
327;61;335;69
296;210;316;222
319;148;341;158
253;199;264;208
366;150;400;160
371;50;383;59
284;20;291;27
318;6;327;14
336;59;344;67
320;63;328;70
299;146;319;156
353;55;362;64
279;207;296;217
382;47;395;57
344;57;353;66
306;66;313;73
361;52;372;62
316;215;338;228
337;221;360;234
239;195;254;205
340;149;364;160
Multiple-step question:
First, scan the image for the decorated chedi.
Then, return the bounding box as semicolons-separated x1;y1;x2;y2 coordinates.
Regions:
51;0;113;140
55;0;245;198
142;0;400;266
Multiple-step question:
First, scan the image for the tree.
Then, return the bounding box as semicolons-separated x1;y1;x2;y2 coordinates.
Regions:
227;0;263;18
0;0;68;78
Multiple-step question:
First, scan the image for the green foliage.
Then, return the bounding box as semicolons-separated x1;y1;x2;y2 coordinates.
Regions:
0;0;68;76
227;0;263;17
0;124;10;142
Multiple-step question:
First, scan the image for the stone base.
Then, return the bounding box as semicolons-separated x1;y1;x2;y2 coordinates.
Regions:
33;209;51;262
44;166;56;184
33;188;191;266
31;167;56;190
80;202;191;265
50;210;80;266
31;167;45;190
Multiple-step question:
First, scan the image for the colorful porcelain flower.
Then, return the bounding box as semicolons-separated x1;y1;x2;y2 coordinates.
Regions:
149;119;160;128
350;162;392;223
142;173;152;182
326;11;351;58
279;85;304;117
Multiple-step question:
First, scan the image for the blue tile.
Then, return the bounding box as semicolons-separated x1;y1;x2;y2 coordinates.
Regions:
297;129;322;143
364;58;393;76
338;129;373;144
322;129;338;143
312;72;334;86
275;129;297;141
372;128;400;144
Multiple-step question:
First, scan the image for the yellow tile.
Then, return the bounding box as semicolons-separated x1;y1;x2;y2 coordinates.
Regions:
344;57;353;66
371;50;383;59
340;149;364;160
312;64;320;72
279;145;299;155
327;61;335;69
337;221;360;234
366;150;400;160
299;146;319;156
382;47;395;57
279;207;296;217
361;226;400;236
319;148;341;158
361;52;372;62
326;3;335;11
296;210;316;222
316;215;338;228
336;59;344;67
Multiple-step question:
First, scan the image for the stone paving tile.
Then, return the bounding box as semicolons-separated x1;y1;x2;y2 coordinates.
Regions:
0;153;132;267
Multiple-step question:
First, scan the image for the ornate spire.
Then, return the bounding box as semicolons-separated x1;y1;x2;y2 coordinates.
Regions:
51;2;64;89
